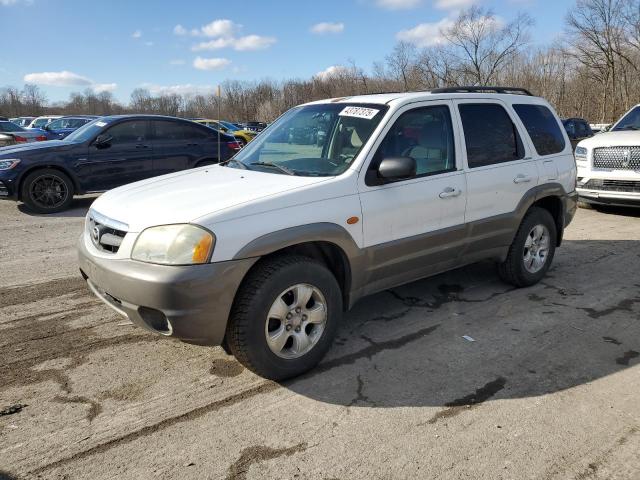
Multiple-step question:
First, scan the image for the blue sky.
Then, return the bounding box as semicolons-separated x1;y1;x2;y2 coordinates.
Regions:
0;0;574;103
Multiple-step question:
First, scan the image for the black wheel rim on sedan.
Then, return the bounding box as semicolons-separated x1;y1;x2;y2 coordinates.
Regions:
29;174;69;209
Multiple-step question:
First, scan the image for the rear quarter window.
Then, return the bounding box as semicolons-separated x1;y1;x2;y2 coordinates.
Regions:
513;104;565;156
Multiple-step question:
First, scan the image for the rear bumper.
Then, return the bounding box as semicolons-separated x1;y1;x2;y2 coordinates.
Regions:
78;236;257;345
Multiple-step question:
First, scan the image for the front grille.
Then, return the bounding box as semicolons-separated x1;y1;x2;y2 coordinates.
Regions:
88;211;128;254
593;146;640;170
583;179;640;193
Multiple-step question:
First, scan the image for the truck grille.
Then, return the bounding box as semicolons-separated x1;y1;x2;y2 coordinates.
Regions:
583;179;640;193
592;147;640;170
88;210;128;254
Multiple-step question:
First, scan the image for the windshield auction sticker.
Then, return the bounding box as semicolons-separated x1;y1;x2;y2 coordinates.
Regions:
339;106;380;120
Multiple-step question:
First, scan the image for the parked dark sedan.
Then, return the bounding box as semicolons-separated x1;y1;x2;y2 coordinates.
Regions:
0;115;241;213
562;118;594;150
41;116;98;140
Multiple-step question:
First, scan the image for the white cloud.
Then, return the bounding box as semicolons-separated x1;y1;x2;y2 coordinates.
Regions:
92;83;117;93
310;22;345;34
24;70;93;87
200;19;237;38
376;0;421;10
24;70;117;93
435;0;475;9
191;34;275;51
315;65;350;81
141;83;218;96
396;17;454;47
193;56;231;71
177;18;276;52
233;35;276;51
132;30;142;38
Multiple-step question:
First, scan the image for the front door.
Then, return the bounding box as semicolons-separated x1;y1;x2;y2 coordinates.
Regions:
358;101;467;293
88;120;153;191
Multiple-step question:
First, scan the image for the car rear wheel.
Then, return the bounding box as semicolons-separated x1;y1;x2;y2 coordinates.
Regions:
21;168;74;214
226;255;342;380
498;207;557;287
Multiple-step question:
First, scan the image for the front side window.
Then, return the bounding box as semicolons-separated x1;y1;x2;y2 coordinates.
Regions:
231;103;388;176
513;104;565;156
612;106;640;131
105;121;147;144
459;103;525;168
372;105;456;178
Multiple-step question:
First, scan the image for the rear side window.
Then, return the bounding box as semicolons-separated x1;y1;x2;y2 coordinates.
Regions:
513;104;565;156
105;121;148;144
459;104;525;168
153;121;211;140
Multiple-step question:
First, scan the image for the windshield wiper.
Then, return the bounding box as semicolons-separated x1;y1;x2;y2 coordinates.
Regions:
249;162;295;175
219;158;247;169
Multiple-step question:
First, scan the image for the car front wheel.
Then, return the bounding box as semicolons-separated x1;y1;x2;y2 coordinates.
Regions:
226;255;342;380
21;168;74;214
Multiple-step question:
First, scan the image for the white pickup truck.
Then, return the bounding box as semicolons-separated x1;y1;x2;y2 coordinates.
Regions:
576;104;640;207
78;86;577;379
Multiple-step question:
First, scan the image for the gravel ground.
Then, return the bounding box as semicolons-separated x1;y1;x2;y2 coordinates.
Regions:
0;196;639;480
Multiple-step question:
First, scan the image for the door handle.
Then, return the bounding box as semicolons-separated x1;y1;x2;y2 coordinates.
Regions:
135;144;150;149
439;187;462;199
513;174;532;184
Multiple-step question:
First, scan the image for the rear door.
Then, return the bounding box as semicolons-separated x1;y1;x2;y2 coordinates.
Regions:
453;100;539;252
151;120;215;175
87;120;153;191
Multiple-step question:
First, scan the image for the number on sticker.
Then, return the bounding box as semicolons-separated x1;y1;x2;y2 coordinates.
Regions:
339;106;380;120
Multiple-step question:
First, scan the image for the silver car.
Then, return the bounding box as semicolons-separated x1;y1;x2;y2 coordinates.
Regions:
0;121;46;147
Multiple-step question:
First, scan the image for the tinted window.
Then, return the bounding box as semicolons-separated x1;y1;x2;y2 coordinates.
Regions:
153;121;210;140
459;104;525;168
105;121;147;144
513;104;565;156
375;105;456;177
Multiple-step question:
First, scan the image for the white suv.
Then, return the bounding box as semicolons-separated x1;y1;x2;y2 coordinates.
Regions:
78;87;577;379
576;104;640;207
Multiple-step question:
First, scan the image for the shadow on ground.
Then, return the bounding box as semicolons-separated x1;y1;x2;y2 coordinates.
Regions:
16;195;98;218
284;239;640;413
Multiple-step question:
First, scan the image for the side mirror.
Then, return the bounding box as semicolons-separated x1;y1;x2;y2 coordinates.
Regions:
378;156;416;181
94;134;112;148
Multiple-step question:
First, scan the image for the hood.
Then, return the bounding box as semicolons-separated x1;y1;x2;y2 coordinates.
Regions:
90;165;331;232
0;140;70;155
578;130;640;149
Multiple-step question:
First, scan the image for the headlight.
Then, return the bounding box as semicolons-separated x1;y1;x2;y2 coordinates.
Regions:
132;224;214;265
574;146;588;159
0;159;20;170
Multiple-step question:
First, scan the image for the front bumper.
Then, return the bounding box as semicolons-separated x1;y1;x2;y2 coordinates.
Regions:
577;188;640;207
0;170;19;199
78;236;257;345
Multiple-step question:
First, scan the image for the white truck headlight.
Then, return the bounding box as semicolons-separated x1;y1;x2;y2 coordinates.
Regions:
574;146;588;160
132;224;214;265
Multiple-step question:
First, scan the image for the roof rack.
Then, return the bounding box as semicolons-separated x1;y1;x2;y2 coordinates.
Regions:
430;86;534;96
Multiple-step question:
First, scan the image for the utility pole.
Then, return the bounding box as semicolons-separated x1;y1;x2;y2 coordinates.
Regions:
217;85;221;163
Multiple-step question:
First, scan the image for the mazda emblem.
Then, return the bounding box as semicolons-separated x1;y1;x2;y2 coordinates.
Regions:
92;226;100;243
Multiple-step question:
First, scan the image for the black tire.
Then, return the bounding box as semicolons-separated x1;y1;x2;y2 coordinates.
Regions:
498;207;557;288
226;255;342;380
21;168;74;214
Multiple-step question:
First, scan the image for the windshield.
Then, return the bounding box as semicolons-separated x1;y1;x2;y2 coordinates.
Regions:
220;121;239;132
49;118;91;130
0;121;25;133
230;103;388;176
65;118;108;143
612;106;640;131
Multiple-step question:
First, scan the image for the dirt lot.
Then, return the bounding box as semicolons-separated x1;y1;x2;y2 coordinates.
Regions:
1;197;639;480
